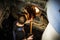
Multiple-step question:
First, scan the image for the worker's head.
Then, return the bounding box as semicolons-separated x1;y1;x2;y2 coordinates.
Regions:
17;13;26;24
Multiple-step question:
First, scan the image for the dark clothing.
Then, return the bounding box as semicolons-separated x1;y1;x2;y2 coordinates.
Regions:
13;23;43;40
13;31;25;40
1;14;43;40
13;22;25;40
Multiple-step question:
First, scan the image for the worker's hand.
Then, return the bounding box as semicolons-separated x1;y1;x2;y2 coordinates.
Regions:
23;35;33;40
27;35;33;40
